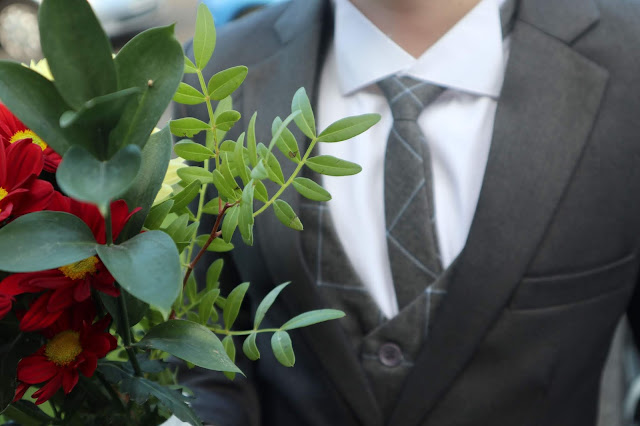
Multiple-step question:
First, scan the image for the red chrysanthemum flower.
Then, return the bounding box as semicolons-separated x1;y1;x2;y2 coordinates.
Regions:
0;139;54;222
0;103;61;172
13;302;117;405
0;195;140;331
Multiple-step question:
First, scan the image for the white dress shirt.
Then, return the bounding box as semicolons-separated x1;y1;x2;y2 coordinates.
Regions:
317;0;510;318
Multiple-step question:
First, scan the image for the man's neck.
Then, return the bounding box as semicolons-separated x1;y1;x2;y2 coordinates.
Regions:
348;0;484;57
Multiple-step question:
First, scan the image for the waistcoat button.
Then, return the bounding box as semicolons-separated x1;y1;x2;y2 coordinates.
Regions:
378;342;403;367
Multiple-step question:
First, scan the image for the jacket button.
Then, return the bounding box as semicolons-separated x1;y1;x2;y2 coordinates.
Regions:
378;342;403;367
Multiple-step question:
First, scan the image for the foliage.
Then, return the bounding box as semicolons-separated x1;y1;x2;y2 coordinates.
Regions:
0;2;380;425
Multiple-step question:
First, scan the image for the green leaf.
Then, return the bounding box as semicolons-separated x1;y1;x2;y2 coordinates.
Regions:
222;205;240;243
199;289;220;325
0;62;85;157
254;282;290;329
174;140;215;162
292;177;332;201
267;110;300;154
223;282;250;330
177;166;214;185
250;159;269;181
212;96;233;144
208;66;248;100
247;112;258;167
271;331;295;367
97;231;181;315
170;180;202;212
170;117;210;138
306;155;362;176
184;56;197;74
0;321;41;412
253;179;269;203
0;212;96;272
144;200;174;230
211;170;237;201
119;127;173;239
138;320;240;374
185;273;197;305
273;200;303;231
206;259;224;291
39;0;116;109
281;309;345;330
291;87;316;139
193;3;216;69
234;133;249;184
100;289;148;329
195;235;234;252
242;333;260;361
2;401;55;426
98;362;203;425
272;117;301;163
162;213;189;246
215;110;241;132
238;183;255;246
257;144;285;185
317;113;381;143
173;82;206;105
222;335;237;380
112;25;184;153
202;197;221;215
57;144;142;212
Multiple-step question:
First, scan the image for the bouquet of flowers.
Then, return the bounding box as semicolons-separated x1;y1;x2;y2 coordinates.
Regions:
0;1;379;425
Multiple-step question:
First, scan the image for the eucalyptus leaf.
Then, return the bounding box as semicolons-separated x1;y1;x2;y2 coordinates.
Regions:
119;127;172;239
292;177;332;201
0;212;96;272
291;87;316;139
254;282;290;329
170;117;210;138
208;66;248;100
242;333;260;361
174;140;215;162
100;289;148;329
112;25;184;153
317;113;381;143
193;3;216;69
271;331;295;367
281;309;345;330
306;155;362;176
173;82;206;105
56;144;142;211
97;231;181;315
223;282;250;330
273;200;303;231
0;62;84;157
39;0;116;109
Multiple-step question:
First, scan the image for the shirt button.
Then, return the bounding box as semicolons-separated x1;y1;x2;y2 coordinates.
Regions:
378;342;403;367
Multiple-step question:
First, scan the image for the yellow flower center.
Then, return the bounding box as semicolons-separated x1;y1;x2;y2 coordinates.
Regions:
0;187;7;201
45;330;82;366
58;256;99;280
9;130;47;151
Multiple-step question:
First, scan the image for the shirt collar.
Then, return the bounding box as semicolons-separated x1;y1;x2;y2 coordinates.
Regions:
333;0;507;97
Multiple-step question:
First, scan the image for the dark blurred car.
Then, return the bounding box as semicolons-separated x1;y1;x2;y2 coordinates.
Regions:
200;0;287;27
0;0;166;61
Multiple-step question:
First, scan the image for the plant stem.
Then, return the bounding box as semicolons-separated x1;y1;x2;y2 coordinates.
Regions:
116;282;143;377
253;136;318;217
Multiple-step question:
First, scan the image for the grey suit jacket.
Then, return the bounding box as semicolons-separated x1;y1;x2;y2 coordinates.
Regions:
176;0;640;425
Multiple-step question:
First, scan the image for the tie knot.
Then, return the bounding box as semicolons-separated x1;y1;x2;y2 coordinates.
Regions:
377;76;444;121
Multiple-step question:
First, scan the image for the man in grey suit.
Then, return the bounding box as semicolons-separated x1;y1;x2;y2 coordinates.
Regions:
176;0;640;425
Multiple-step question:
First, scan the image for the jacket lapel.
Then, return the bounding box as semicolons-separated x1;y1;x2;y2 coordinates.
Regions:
389;2;609;424
243;1;382;424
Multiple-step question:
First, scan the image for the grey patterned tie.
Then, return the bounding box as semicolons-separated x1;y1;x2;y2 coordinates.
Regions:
378;76;445;309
